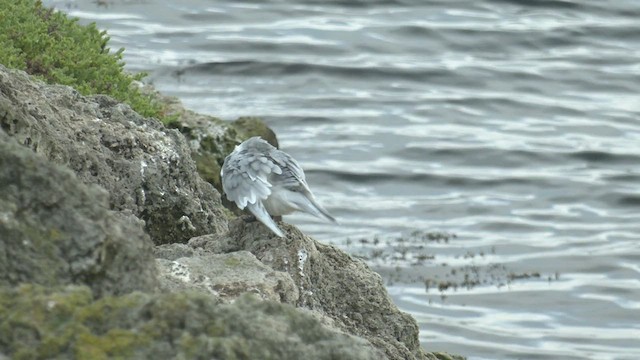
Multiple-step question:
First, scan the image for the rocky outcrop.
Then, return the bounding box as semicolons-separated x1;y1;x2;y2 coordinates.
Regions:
0;130;157;297
0;65;464;360
0;65;227;244
187;220;434;360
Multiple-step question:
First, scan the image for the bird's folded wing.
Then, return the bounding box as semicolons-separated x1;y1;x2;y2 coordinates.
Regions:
268;150;311;191
222;153;282;209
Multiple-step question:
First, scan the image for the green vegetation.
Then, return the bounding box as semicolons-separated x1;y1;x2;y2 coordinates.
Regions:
0;0;163;119
0;285;383;360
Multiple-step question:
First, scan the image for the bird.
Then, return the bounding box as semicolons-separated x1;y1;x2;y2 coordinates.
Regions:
221;136;336;237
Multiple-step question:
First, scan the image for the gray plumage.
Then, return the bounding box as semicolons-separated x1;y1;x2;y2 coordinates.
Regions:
221;136;336;237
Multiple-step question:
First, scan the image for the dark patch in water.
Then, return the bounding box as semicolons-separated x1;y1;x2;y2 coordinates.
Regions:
346;230;558;301
569;150;639;164
180;60;463;84
314;169;548;188
615;194;640;207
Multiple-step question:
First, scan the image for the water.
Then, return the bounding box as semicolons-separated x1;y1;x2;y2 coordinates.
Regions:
42;1;640;359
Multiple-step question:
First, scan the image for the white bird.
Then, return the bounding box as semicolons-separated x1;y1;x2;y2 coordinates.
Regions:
221;136;336;237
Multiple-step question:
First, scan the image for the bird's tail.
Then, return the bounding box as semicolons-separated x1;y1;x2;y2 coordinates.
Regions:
290;190;337;223
247;202;285;237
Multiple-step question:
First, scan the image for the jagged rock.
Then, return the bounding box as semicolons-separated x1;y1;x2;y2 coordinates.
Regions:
0;130;157;297
156;247;298;304
0;285;385;360
0;65;227;244
188;219;456;360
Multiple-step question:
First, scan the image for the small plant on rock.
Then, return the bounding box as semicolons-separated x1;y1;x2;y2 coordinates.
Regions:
0;0;163;119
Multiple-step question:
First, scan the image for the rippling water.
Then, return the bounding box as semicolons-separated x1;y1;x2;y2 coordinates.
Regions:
44;1;640;358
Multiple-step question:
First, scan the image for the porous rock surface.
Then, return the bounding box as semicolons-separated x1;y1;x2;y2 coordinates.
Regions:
0;130;157;297
0;65;226;244
156;248;299;304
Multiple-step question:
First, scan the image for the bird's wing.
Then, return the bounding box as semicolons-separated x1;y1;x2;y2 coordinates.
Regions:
268;149;311;191
281;188;337;223
221;148;283;209
268;148;336;223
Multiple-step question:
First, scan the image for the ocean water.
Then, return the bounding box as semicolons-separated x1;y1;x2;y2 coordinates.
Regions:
43;1;640;359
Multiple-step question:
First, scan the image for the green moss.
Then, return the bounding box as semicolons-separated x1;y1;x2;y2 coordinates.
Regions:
0;0;163;119
193;153;222;189
0;285;93;359
75;291;145;326
0;285;153;359
0;286;390;360
229;117;278;148
48;228;63;241
76;328;144;360
224;257;242;267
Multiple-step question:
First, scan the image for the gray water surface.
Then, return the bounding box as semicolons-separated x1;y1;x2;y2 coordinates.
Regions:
44;1;640;359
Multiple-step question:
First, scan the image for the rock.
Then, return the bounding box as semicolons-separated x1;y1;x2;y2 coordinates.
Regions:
156;248;298;304
0;65;227;244
229;116;279;148
0;130;157;297
0;285;385;360
153;242;197;260
189;219;456;360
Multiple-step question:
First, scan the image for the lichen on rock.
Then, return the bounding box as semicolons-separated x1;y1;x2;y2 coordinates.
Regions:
156;248;299;304
0;285;384;360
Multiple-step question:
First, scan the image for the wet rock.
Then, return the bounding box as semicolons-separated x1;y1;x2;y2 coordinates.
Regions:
0;65;227;244
0;130;157;297
0;285;384;360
